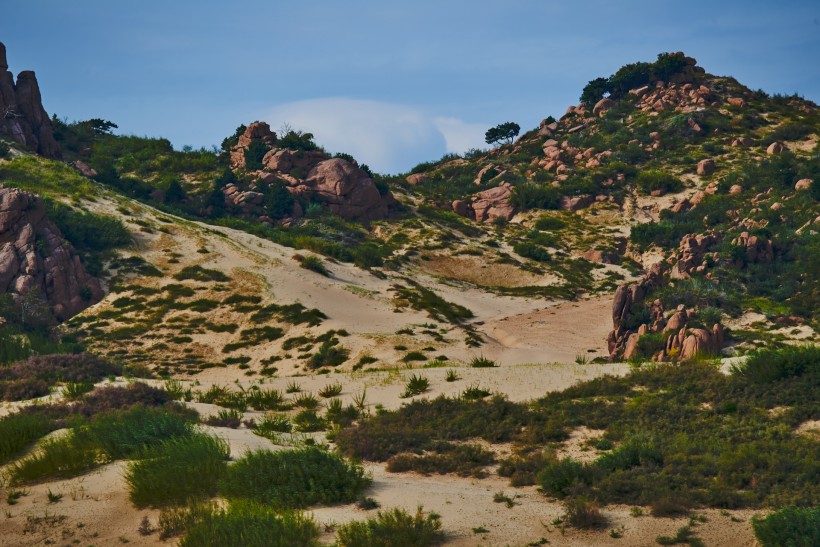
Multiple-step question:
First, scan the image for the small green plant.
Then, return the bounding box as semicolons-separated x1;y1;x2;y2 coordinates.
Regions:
7;489;27;505
564;497;607;529
445;370;460;382
472;526;489;534
293;392;320;410
461;383;491;400
297;254;329;276
253;413;292;436
493;491;518;508
357;497;380;510
285;381;301;393
205;408;243;428
46;489;63;503
574;354;588;365
401;373;430;398
318;382;343;398
469;355;497;368
336;506;443;547
62;381;95;400
402;351;427;363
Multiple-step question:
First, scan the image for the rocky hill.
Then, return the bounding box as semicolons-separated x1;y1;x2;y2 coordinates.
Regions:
0;42;60;159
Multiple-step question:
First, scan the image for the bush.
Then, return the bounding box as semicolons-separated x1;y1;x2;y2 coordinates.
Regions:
635;170;683;195
180;502;319;547
173;265;230;282
401;373;430;398
10;434;99;484
731;345;819;383
336;506;444;547
72;382;173;417
0;353;121;402
510;183;561;211
298;254;329;276
0;411;54;465
564;496;607;529
126;433;230;507
514;242;551;262
220;447;370;509
537;457;590;499
752;506;820;547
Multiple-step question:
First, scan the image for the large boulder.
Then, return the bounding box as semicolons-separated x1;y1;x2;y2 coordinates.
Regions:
229;122;277;169
302;158;390;221
470;183;515;222
0;42;60;159
262;148;325;175
696;158;715;176
593;98;617;116
0;186;103;320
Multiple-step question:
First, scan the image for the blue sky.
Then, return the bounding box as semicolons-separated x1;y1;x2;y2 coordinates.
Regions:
2;1;818;173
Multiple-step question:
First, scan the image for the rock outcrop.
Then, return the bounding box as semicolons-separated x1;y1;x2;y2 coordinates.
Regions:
452;183;516;223
226;121;394;222
0;42;60;159
0;186;103;320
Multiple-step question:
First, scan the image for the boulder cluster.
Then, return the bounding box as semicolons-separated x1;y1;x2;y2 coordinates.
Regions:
226;122;393;222
0;42;60;159
607;262;725;362
0;186;103;321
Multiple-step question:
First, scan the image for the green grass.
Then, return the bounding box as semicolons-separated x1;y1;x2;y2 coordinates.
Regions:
173;265;230;283
469;355;497;368
401;373;430;398
392;281;474;324
318;382;343;398
336;506;444;547
179;502;320;547
219;447;370;509
0;411;54;465
731;345;819;383
10;434;100;484
125;433;230;507
76;406;195;459
0;155;99;199
297;254;329;276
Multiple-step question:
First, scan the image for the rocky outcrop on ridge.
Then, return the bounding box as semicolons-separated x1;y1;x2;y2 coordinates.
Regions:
0;42;60;159
0;186;103;320
226;123;394;222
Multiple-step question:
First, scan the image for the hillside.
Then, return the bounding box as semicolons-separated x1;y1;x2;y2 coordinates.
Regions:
0;47;818;546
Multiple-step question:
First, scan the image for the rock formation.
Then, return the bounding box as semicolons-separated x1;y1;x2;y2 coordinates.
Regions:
452;183;516;223
0;42;60;159
0;186;103;321
226;122;394;222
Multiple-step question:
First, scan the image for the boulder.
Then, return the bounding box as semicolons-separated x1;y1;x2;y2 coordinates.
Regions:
795;178;812;191
0;186;103;320
71;161;98;178
302;158;390;221
406;173;428;185
731;137;753;147
728;184;743;195
451;199;470;217
766;142;784;155
471;183;515;222
727;97;746;108
696;158;715;176
0;42;61;159
593;98;617;116
262;148;325;175
560;195;594;211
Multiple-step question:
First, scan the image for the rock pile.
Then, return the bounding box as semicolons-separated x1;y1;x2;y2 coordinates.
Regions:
451;183;515;223
0;186;103;320
226;122;394;222
0;42;60;159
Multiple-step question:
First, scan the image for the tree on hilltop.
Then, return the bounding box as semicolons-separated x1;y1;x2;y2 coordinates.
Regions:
485;122;520;146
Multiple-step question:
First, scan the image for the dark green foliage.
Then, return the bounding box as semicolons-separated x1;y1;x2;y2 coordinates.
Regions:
220;447;370;509
514;242;551;262
731;345;819;384
401;373;430;398
635;170;683;195
45;200;131;253
260;179;295;220
761;122;813;146
173;265;230;282
387;443;495;477
298;254;329;275
533;216;566;231
580;77;611;106
10;434;99;483
392;281;474;324
469;356;497;368
752;506;820;547
0;411;54;465
179;502;320;547
336;507;444;547
243;140;270;171
76;406;194;459
278;130;322;151
538;457;590;499
164;178;187;204
485;122;521;146
307;338;349;369
510;183;561;211
126;433;230;507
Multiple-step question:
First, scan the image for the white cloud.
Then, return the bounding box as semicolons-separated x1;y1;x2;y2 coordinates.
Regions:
433;117;488;154
261;98;486;174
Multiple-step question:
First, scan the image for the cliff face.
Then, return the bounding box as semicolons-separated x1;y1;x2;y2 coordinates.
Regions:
0;186;103;321
0;42;61;159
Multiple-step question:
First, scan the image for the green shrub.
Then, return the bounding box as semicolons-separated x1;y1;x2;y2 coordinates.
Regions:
10;434;100;484
731;345;819;383
401;373;430;398
77;405;194;459
336;506;444;547
514;242;551;262
307;339;349;369
752;506;820;547
126;433;230;507
298;254;329;276
219;447;370;509
173;265;230;282
469;356;497;368
537;457;590;499
386;443;495;477
510;183;561;211
635;170;683;195
0;411;54;465
534;216;566;231
180;501;319;547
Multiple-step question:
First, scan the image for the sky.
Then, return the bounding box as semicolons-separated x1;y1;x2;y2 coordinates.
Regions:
2;1;819;173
